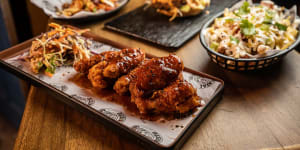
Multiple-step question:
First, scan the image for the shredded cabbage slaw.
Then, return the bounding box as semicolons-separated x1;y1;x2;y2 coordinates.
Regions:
27;23;91;76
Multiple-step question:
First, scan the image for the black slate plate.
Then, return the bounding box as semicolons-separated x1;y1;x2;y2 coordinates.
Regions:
105;0;240;49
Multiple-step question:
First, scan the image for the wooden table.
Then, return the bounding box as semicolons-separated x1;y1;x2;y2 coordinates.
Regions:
14;0;300;149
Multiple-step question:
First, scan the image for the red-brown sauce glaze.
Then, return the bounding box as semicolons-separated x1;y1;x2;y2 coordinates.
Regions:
134;54;183;92
107;48;145;74
69;73;198;121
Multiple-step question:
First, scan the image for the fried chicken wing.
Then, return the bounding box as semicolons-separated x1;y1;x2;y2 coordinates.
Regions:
114;54;184;95
88;48;145;88
113;64;140;95
115;54;186;114
124;54;200;114
73;53;106;74
143;78;201;114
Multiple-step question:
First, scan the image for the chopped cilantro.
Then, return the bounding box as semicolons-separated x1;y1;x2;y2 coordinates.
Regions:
230;36;240;44
210;42;219;51
240;19;256;36
233;11;240;17
37;61;43;69
234;1;250;17
45;66;55;74
225;18;240;23
180;5;191;13
263;9;274;24
265;38;272;45
45;56;57;74
49;56;57;67
275;22;287;31
260;24;270;31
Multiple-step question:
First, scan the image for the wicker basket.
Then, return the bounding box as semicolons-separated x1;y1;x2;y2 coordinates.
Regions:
199;11;300;71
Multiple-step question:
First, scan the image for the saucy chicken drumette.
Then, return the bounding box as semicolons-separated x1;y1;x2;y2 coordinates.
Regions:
88;48;145;88
147;76;200;114
74;48;145;88
74;51;201;115
115;54;200;114
73;53;106;74
114;54;183;95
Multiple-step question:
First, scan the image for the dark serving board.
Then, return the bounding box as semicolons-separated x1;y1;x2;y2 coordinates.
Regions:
105;0;240;49
0;26;224;150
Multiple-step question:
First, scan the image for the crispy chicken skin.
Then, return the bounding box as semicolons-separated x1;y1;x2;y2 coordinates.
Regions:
125;55;201;114
113;64;140;95
114;54;184;95
122;54;187;114
137;77;201;114
88;48;145;88
73;53;106;74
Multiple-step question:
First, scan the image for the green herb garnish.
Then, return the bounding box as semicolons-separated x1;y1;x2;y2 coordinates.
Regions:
260;24;270;31
93;7;97;12
210;42;219;51
45;66;55;74
45;56;57;74
265;38;272;45
230;36;240;44
275;22;287;31
49;56;57;67
225;18;240;23
233;11;240;17
180;5;191;13
37;61;44;69
234;1;250;17
263;9;274;24
240;19;256;36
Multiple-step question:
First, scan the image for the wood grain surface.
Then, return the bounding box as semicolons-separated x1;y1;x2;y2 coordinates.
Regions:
14;0;300;149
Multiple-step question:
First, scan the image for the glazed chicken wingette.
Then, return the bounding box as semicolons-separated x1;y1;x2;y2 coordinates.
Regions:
73;52;107;74
140;76;201;114
115;54;193;114
88;48;145;88
114;54;183;95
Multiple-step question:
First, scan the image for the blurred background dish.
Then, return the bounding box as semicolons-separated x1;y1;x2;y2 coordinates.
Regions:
31;0;129;20
205;1;300;58
145;0;210;21
199;1;300;71
105;0;239;49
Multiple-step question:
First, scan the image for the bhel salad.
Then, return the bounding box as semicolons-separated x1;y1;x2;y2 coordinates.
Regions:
205;0;300;58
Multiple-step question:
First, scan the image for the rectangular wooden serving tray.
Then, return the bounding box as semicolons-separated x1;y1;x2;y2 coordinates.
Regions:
104;0;239;49
0;26;224;150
